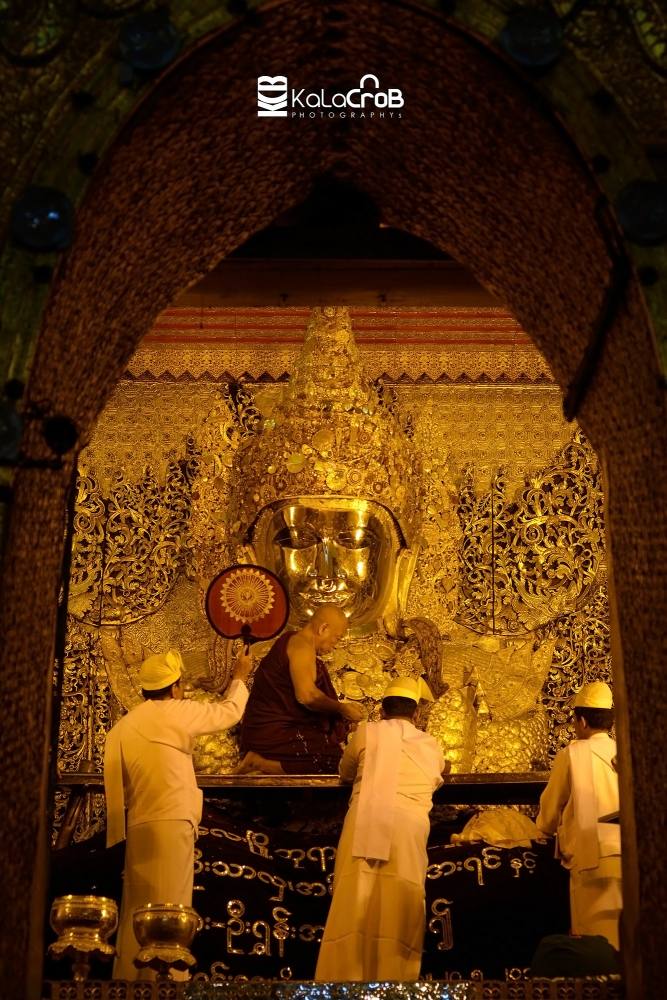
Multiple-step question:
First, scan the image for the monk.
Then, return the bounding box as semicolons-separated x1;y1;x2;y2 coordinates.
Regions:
237;605;365;774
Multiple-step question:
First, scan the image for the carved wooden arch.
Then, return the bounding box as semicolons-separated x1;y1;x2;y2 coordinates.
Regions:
1;2;665;997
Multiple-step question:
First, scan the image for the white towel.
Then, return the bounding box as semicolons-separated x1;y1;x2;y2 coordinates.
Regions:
569;740;600;871
351;720;402;861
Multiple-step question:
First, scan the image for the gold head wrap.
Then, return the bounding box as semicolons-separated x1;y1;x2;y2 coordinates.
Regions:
383;675;435;703
572;680;613;709
231;307;423;546
139;649;183;690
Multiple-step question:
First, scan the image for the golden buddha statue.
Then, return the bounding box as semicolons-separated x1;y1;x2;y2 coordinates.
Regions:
90;304;611;780
187;306;556;774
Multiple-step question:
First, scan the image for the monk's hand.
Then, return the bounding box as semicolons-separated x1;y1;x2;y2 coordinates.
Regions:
232;651;254;684
340;700;365;723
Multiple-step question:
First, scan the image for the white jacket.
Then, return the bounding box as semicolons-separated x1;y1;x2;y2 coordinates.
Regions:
104;680;248;846
537;732;620;873
342;719;445;862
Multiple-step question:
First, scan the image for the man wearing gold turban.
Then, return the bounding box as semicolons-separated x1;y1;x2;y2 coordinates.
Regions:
536;681;622;949
104;647;252;979
315;675;445;982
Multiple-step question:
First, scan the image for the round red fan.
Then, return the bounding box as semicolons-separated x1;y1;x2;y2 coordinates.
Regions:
205;564;289;651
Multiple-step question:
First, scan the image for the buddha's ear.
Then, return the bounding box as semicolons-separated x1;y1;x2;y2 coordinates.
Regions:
397;546;419;610
383;546;419;637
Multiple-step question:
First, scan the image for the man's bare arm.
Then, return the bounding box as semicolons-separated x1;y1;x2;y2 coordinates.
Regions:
288;636;364;721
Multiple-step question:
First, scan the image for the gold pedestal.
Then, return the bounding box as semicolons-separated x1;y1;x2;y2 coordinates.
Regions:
48;894;118;981
133;903;202;979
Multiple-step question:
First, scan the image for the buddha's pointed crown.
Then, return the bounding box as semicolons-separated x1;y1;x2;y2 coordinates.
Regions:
231;306;423;546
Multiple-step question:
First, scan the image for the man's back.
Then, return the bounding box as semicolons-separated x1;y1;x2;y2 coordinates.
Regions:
241;632;311;730
537;732;619;870
316;708;445;982
238;630;345;772
105;680;248;840
114;701;202;829
343;719;443;812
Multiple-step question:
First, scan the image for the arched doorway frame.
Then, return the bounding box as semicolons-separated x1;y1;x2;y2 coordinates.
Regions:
1;4;665;997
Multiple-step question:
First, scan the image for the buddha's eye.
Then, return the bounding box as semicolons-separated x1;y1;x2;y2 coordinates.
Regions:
335;529;376;550
273;526;320;550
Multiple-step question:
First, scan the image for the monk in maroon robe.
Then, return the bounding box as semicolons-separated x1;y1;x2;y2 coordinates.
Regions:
237;605;364;774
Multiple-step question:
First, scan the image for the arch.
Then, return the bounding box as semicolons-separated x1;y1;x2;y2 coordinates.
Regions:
1;3;665;996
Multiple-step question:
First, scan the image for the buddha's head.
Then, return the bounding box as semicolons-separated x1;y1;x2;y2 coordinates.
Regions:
251;497;401;626
229;307;423;631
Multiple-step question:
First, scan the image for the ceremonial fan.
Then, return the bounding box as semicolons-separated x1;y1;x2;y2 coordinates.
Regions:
205;564;289;652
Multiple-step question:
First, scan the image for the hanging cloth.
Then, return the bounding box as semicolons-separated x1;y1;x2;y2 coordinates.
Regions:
351;720;402;862
569;739;600;871
104;725;126;847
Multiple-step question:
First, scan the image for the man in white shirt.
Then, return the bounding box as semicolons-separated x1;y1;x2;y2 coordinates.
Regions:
315;676;446;982
104;647;251;980
536;681;622;949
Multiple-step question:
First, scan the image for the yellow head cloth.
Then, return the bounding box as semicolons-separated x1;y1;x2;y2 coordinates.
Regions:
383;675;434;704
140;649;183;691
572;680;613;709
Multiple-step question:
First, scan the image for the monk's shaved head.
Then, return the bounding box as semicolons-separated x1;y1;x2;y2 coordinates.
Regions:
311;605;348;630
307;604;348;653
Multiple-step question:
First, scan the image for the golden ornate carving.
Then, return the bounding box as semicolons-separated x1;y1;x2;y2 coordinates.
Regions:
449;431;610;762
456;431;605;635
128;342;555;384
188;381;261;598
540;580;612;756
52;619;110;842
69;461;193;625
78;383;220;490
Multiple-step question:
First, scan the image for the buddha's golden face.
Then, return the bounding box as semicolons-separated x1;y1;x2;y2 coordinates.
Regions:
251;499;401;626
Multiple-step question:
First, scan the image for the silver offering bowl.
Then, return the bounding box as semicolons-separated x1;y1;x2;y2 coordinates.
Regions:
48;894;118;981
133;903;202;978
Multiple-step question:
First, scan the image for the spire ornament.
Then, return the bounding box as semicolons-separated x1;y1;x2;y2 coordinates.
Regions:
230;307;423;547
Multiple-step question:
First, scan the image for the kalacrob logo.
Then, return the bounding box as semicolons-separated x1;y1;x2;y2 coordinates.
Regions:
257;74;403;119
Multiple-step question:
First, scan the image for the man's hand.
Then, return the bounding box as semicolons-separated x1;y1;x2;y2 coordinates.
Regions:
232;650;254;684
339;701;365;723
